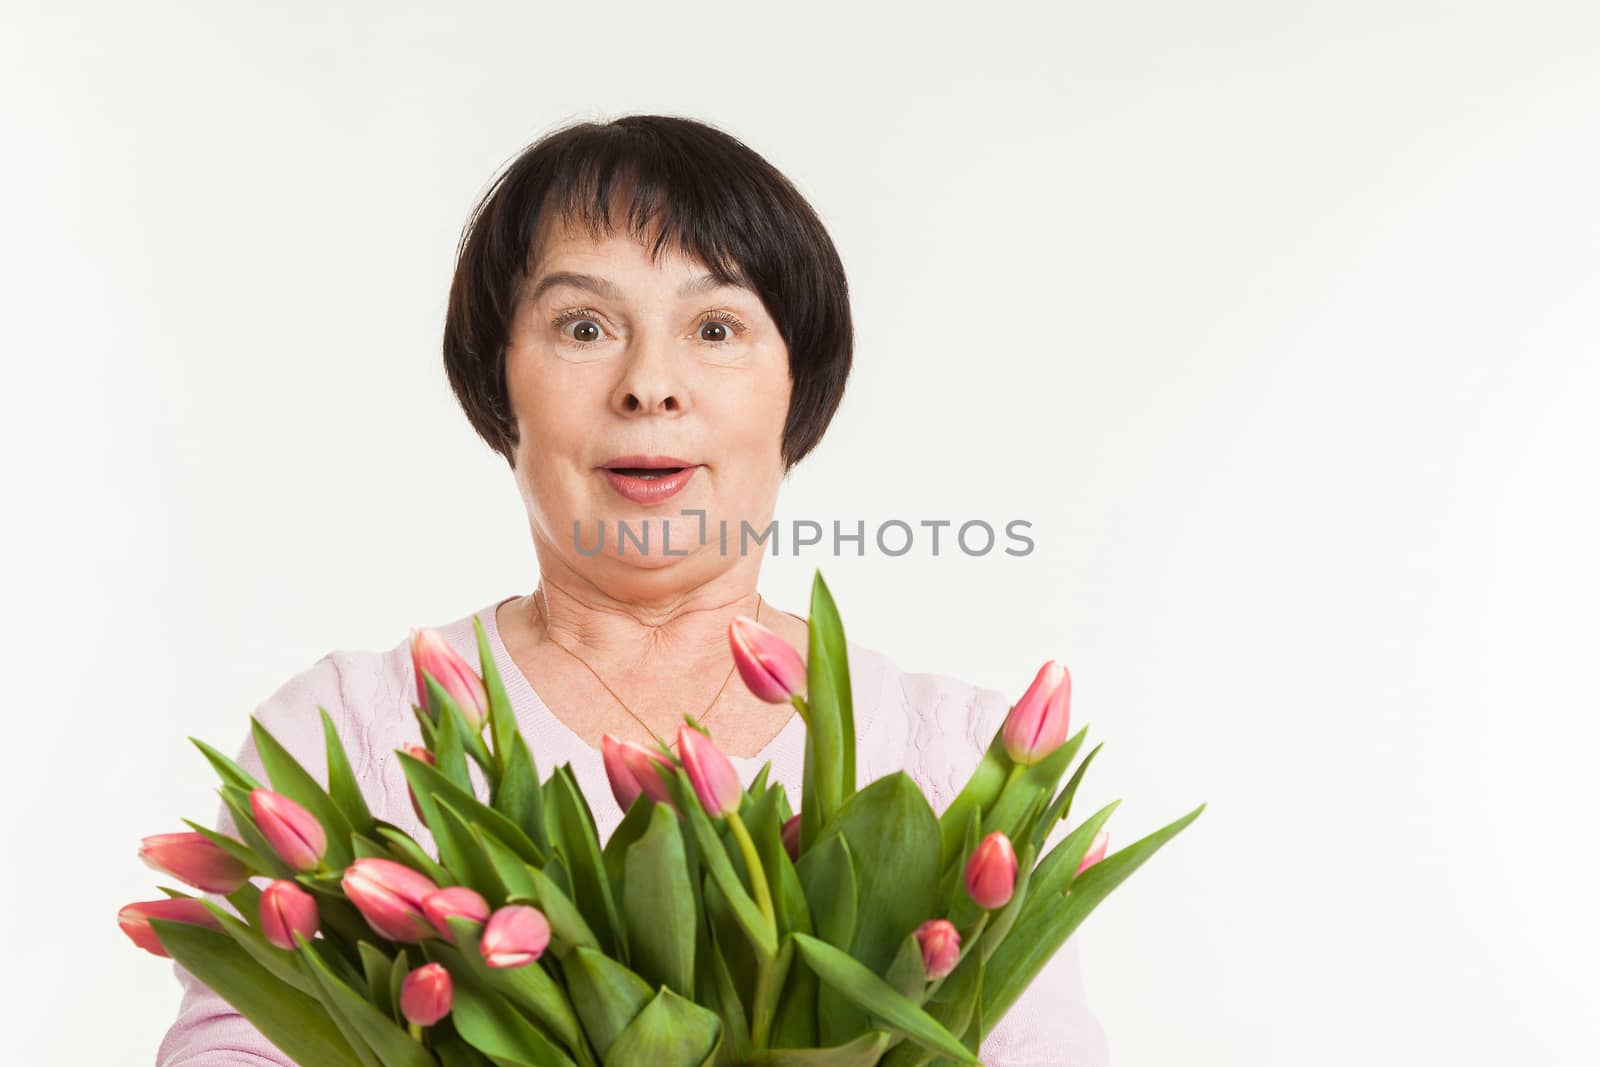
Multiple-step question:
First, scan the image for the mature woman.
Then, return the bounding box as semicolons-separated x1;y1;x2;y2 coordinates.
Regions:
156;115;1108;1066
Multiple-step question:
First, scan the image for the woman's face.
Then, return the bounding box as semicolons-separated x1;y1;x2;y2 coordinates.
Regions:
504;213;793;590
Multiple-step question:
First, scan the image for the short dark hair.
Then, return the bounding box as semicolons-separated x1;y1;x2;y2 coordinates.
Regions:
442;114;854;471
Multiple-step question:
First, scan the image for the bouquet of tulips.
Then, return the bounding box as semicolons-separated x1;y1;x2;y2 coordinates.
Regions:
121;572;1202;1067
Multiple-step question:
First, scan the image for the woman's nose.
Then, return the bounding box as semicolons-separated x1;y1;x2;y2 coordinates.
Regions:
611;334;687;416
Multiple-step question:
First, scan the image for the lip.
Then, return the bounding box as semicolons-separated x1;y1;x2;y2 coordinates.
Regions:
598;455;701;506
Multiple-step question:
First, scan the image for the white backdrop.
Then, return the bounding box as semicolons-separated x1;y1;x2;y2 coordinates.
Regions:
4;2;1597;1064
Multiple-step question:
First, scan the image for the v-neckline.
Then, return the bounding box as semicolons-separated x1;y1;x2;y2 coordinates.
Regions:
478;594;807;766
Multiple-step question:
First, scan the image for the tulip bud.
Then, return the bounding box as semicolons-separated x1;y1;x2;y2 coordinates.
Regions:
609;736;678;808
342;858;439;942
729;616;807;704
964;831;1018;910
400;962;454;1026
678;724;742;818
601;734;643;811
118;898;222;958
259;879;320;950
781;813;801;861
138;832;250;893
422;886;490;938
409;628;489;730
1001;660;1072;766
480;905;551;968
1076;830;1109;876
913;918;961;981
249;790;327;873
403;744;435;822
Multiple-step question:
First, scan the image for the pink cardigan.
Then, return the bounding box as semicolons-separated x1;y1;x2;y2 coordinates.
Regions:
156;595;1109;1066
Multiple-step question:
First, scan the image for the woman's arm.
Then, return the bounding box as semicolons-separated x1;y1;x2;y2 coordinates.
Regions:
156;652;363;1067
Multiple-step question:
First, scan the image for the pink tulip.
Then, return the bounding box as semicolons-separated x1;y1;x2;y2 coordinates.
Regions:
1001;660;1072;766
422;886;490;938
480;905;551;968
1076;831;1109;876
601;734;644;811
609;736;678;808
249;790;327;873
400;962;454;1026
259;880;320;950
678;725;742;818
403;744;435;822
729;616;806;704
964;831;1018;910
342;858;439;942
781;814;802;861
409;628;489;730
914;918;961;981
138;832;249;893
118;898;222;958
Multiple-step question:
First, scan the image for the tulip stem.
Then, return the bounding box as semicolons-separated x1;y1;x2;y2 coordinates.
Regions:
726;809;777;1047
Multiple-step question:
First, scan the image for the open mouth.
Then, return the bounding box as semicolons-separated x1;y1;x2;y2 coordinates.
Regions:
606;466;689;480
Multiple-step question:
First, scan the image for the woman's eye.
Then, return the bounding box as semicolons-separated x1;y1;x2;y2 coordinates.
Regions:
696;312;746;343
565;319;603;344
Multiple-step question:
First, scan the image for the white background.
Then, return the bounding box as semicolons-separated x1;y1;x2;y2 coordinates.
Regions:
4;2;1597;1064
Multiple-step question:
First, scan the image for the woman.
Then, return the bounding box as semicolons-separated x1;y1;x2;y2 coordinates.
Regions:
156;115;1109;1066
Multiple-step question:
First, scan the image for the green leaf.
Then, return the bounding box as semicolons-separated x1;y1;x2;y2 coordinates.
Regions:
791;934;976;1065
251;716;356;869
982;803;1205;1026
796;833;856;952
820;773;941;975
426;670;496;780
298;932;439;1067
745;1031;895;1066
623;804;697;996
603;987;723;1067
449;978;577;1067
434;798;508;903
377;825;457;887
400;752;545;870
181;818;263;874
1029;740;1102;856
935;727;1011;874
678;771;778;961
516;865;599;957
977;729;1081;846
472;614;516;782
600;793;657;900
388;948;412;1024
148;918;366;1067
496;732;549;857
194;900;317;997
1022;799;1121;905
800;572;855;851
426;931;587;1061
359;942;397;1019
323;707;377;835
561;945;653;1060
884;932;927;1001
191;736;263;793
431;703;473;791
544;765;624;957
700;919;752;1063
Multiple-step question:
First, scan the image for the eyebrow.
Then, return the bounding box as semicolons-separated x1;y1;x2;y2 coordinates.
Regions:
525;270;745;304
